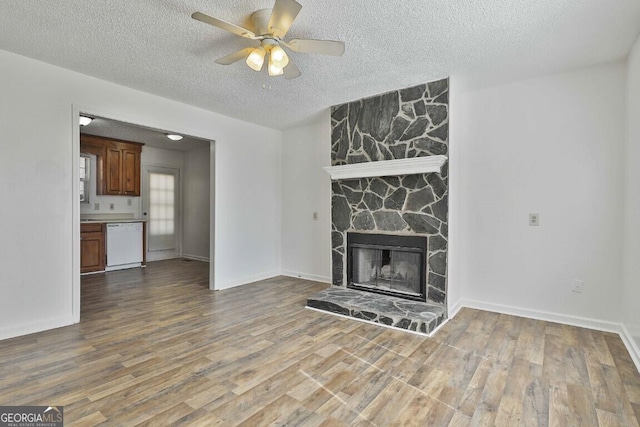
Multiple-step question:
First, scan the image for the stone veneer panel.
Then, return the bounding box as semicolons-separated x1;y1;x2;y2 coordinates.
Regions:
330;79;449;305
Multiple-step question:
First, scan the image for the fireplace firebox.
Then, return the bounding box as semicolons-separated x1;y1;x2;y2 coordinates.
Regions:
347;233;427;302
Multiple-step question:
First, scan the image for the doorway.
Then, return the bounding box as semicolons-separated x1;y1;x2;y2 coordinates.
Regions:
142;166;181;261
72;106;215;323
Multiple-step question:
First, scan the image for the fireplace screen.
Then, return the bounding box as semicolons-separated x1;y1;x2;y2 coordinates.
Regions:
347;233;427;301
352;247;421;296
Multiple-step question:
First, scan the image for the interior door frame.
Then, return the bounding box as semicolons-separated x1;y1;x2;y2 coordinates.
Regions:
142;164;182;261
71;104;216;323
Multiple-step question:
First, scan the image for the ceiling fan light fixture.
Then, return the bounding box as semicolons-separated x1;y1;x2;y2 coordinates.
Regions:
268;58;284;76
269;45;289;68
166;134;183;141
245;47;266;71
79;116;93;126
192;0;345;80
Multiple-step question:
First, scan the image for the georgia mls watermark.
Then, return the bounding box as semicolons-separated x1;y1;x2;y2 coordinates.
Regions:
0;406;63;427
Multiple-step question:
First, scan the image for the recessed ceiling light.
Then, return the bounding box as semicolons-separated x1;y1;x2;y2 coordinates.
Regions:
166;134;183;141
79;116;93;126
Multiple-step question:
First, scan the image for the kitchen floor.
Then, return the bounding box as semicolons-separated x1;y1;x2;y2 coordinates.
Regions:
0;261;638;425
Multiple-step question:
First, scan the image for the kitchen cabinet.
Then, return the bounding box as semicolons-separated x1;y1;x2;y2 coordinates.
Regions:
80;134;144;196
81;223;105;273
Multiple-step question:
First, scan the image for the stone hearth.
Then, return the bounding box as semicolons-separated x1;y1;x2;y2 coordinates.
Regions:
307;287;446;335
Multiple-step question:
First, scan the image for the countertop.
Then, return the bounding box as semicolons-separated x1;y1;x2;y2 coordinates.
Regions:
81;219;146;224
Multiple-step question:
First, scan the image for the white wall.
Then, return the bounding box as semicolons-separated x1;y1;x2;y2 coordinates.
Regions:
142;146;184;170
281;111;332;283
183;146;211;261
450;62;626;325
623;35;640;358
0;48;282;339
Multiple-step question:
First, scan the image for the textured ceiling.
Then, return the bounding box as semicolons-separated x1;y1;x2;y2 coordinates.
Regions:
1;1;639;130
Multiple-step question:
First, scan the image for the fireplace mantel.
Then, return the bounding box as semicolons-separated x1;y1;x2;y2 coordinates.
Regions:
323;155;447;180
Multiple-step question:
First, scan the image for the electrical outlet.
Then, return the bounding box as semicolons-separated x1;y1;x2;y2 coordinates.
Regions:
127;198;132;206
572;279;584;293
313;211;318;221
109;203;115;211
94;203;100;211
529;213;540;226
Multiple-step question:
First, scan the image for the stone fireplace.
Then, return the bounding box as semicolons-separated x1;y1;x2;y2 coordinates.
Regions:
347;232;427;301
307;78;449;335
329;78;449;305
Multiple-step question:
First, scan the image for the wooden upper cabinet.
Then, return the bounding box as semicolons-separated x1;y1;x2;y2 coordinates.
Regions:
80;134;144;196
122;148;140;196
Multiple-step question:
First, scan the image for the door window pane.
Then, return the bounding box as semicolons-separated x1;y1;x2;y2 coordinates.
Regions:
148;172;176;251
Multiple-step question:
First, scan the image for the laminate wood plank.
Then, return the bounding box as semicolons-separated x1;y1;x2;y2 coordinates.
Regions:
627;383;640;404
0;259;638;425
359;377;422;425
133;402;194;427
468;358;509;425
565;345;590;387
171;408;226;426
566;383;599;426
521;377;549;427
633;402;640;423
542;334;568;387
584;351;618;413
421;397;457;426
299;368;359;414
65;411;107;427
330;368;396;424
548;383;572;427
591;331;617;366
237;394;309;427
447;411;472;426
596;408;623;427
602;364;640;427
494;356;529;425
457;374;489;417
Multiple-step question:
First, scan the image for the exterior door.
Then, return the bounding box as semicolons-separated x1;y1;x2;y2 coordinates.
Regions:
142;166;180;261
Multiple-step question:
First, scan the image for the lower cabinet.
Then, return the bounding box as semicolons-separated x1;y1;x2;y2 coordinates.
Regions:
81;223;105;273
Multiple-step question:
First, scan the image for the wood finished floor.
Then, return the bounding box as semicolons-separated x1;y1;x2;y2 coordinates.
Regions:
0;259;639;426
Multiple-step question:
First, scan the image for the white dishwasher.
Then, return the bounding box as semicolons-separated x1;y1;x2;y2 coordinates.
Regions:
106;222;143;271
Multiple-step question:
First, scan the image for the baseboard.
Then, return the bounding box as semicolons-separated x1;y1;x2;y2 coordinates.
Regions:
620;324;640;373
281;270;332;284
448;299;463;318
216;270;281;290
459;299;622;334
182;254;210;263
0;316;76;341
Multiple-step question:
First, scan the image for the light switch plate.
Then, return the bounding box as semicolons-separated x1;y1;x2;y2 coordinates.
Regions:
94;203;100;211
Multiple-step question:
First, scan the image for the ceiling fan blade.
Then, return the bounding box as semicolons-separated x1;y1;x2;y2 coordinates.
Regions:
268;0;302;38
215;48;255;65
192;12;257;39
285;39;345;56
283;60;301;79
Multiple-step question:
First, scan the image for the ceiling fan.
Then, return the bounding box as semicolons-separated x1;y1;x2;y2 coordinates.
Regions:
192;0;345;79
